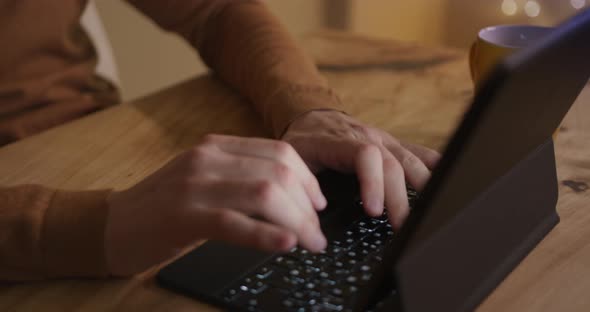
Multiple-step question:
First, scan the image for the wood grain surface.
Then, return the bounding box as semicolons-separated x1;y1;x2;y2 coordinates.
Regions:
0;31;588;311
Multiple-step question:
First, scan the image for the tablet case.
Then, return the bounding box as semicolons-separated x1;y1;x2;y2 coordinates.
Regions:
394;138;558;312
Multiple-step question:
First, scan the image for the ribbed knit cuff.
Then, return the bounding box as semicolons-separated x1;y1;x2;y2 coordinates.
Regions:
42;189;112;279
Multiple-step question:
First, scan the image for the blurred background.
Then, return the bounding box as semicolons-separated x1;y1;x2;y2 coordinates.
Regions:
91;0;587;102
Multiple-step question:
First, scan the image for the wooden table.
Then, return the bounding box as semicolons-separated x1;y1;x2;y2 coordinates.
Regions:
0;32;589;311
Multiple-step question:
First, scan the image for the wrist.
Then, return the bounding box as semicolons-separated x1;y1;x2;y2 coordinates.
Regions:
280;109;347;139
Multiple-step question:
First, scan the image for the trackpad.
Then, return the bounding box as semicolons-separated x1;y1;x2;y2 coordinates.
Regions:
157;241;273;298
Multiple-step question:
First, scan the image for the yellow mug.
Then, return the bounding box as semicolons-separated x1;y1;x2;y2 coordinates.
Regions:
469;25;560;138
469;25;553;86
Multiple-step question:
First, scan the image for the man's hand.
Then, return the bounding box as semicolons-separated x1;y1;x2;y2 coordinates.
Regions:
282;110;440;228
105;134;327;276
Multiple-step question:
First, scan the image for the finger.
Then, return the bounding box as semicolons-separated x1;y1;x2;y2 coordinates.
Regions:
355;144;385;217
202;134;327;210
385;141;431;191
190;180;327;252
378;146;410;229
401;142;441;170
299;138;385;217
197;209;297;252
209;152;318;219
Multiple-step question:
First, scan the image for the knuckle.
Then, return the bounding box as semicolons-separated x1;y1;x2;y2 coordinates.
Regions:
383;131;400;145
390;136;401;146
401;152;420;167
273;141;295;160
352;125;381;142
200;133;220;145
364;127;382;143
273;163;295;186
383;156;402;172
212;209;236;229
187;146;210;171
253;180;277;207
358;143;380;157
295;218;312;236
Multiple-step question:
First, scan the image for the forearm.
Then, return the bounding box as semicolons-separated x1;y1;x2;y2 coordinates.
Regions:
127;0;342;137
196;1;343;137
0;185;111;281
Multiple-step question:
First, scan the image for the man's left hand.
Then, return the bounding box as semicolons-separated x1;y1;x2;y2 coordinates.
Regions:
281;110;440;228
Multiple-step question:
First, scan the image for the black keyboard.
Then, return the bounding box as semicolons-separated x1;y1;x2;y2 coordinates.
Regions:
216;188;419;312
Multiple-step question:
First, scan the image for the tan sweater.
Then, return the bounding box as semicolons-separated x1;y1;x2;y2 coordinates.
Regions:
0;0;341;280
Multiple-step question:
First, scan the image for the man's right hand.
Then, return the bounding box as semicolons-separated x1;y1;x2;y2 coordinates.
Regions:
104;134;328;276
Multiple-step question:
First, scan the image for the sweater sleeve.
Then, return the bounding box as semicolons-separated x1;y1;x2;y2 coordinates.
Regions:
0;185;111;281
126;0;343;138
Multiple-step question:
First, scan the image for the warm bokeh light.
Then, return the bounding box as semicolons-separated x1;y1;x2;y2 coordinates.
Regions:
524;0;541;17
502;0;518;16
571;0;586;10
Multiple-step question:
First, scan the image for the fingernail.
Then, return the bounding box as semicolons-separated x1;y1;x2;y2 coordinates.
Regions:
367;198;383;216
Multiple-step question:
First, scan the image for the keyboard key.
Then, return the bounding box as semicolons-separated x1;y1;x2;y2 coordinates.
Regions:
360;241;380;252
337;254;360;266
320;279;338;289
213;189;415;311
255;266;275;280
288;247;313;261
237;277;269;296
315;255;333;267
344;228;368;241
248;287;290;311
305;297;318;306
318;295;345;311
292;291;306;300
331;268;352;280
282;298;295;308
332;261;344;269
332;288;343;296
325;245;344;257
330;285;359;298
360;273;372;283
251;282;268;295
375;212;389;222
274;256;286;265
363;234;385;246
332;237;356;249
303;259;315;266
222;288;241;302
248;298;258;306
276;257;302;271
267;274;303;290
358;247;371;258
345;276;358;284
230;289;264;309
356;219;380;231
